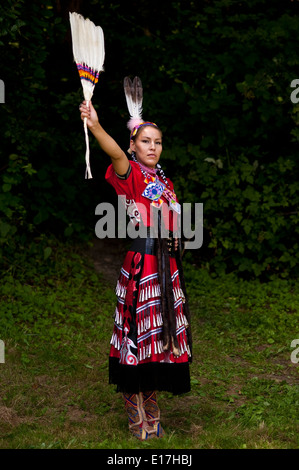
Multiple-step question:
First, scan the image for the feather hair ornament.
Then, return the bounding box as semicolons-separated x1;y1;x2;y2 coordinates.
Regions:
123;76;144;131
69;12;105;179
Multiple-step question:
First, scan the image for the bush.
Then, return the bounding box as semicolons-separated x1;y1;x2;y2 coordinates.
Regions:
1;0;298;279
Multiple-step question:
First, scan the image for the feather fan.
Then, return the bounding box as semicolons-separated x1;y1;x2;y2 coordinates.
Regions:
69;12;105;178
124;76;144;131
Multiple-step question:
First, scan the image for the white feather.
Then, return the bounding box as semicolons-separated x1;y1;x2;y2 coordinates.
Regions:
124;77;143;121
69;12;105;178
69;12;105;72
69;12;105;100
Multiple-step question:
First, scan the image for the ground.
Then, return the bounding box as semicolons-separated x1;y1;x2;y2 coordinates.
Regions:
85;237;128;283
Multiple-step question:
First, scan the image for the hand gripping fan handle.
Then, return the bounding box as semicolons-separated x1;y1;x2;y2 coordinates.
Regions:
84;100;92;179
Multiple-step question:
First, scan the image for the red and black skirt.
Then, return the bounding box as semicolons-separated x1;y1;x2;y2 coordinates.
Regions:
109;234;192;395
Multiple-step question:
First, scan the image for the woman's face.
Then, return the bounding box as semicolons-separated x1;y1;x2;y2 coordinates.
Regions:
130;126;162;169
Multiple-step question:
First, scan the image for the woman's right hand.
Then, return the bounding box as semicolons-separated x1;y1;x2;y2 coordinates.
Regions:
79;99;129;174
79;100;99;129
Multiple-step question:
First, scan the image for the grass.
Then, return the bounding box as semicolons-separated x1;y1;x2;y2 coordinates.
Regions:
0;237;298;449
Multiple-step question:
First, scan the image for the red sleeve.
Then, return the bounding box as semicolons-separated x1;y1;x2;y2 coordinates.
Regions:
105;161;142;200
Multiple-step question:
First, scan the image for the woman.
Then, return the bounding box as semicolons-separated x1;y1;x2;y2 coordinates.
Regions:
79;78;192;440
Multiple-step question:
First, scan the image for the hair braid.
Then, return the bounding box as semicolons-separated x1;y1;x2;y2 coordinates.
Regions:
156;163;170;189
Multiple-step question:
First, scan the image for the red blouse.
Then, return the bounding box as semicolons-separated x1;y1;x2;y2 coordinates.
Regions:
105;161;179;232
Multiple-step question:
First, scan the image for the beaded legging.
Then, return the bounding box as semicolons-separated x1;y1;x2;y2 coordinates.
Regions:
123;391;164;440
142;391;165;438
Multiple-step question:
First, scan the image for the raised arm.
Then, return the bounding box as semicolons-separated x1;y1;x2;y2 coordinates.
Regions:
79;101;130;176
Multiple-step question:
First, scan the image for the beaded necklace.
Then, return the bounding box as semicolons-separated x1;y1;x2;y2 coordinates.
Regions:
131;152;171;189
131;152;180;213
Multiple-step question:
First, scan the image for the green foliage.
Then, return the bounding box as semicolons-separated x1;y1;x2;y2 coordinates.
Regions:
1;0;299;278
0;239;298;449
0;237;115;348
0;0;96;265
184;261;299;346
236;379;298;426
181;152;299;278
152;0;299;279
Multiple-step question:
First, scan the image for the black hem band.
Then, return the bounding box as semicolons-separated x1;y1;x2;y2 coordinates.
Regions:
109;357;191;395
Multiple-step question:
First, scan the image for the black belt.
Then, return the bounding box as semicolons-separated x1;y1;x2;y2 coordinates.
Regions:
129;236;156;255
129;231;176;256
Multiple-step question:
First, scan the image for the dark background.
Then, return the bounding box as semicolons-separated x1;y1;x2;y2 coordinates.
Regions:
1;0;299;279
